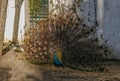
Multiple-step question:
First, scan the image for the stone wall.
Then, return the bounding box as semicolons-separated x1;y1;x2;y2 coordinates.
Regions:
81;0;120;60
102;0;120;59
63;0;120;60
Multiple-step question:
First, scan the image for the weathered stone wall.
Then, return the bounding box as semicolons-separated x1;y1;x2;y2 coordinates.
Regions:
63;0;120;60
102;0;120;59
81;0;120;60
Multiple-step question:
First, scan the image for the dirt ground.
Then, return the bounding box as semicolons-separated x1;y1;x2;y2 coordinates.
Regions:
0;49;120;81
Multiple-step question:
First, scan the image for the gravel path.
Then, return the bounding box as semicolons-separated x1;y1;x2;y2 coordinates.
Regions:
0;49;120;81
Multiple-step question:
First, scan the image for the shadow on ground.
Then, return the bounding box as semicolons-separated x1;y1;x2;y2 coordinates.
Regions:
0;68;12;81
0;49;120;81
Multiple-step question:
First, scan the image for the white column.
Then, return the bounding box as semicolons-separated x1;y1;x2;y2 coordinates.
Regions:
96;0;104;44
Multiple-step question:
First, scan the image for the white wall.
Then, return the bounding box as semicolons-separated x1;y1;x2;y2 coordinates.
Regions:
81;0;120;60
4;0;15;41
70;0;120;60
102;0;120;59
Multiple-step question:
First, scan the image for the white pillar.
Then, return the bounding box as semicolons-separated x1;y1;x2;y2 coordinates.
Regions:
96;0;104;43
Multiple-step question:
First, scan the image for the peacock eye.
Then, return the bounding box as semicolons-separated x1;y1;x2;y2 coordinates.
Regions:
44;52;47;55
39;53;42;56
44;46;47;50
38;48;41;51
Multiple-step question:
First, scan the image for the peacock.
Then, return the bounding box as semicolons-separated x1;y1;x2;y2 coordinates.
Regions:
53;50;63;66
24;0;109;70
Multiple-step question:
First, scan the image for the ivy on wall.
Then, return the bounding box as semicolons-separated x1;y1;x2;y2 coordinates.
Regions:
29;0;41;16
29;0;49;18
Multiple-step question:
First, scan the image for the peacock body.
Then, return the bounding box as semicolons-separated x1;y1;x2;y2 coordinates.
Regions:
53;51;63;66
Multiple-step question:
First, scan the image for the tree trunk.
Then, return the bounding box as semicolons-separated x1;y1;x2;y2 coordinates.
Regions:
0;0;8;55
12;0;23;43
